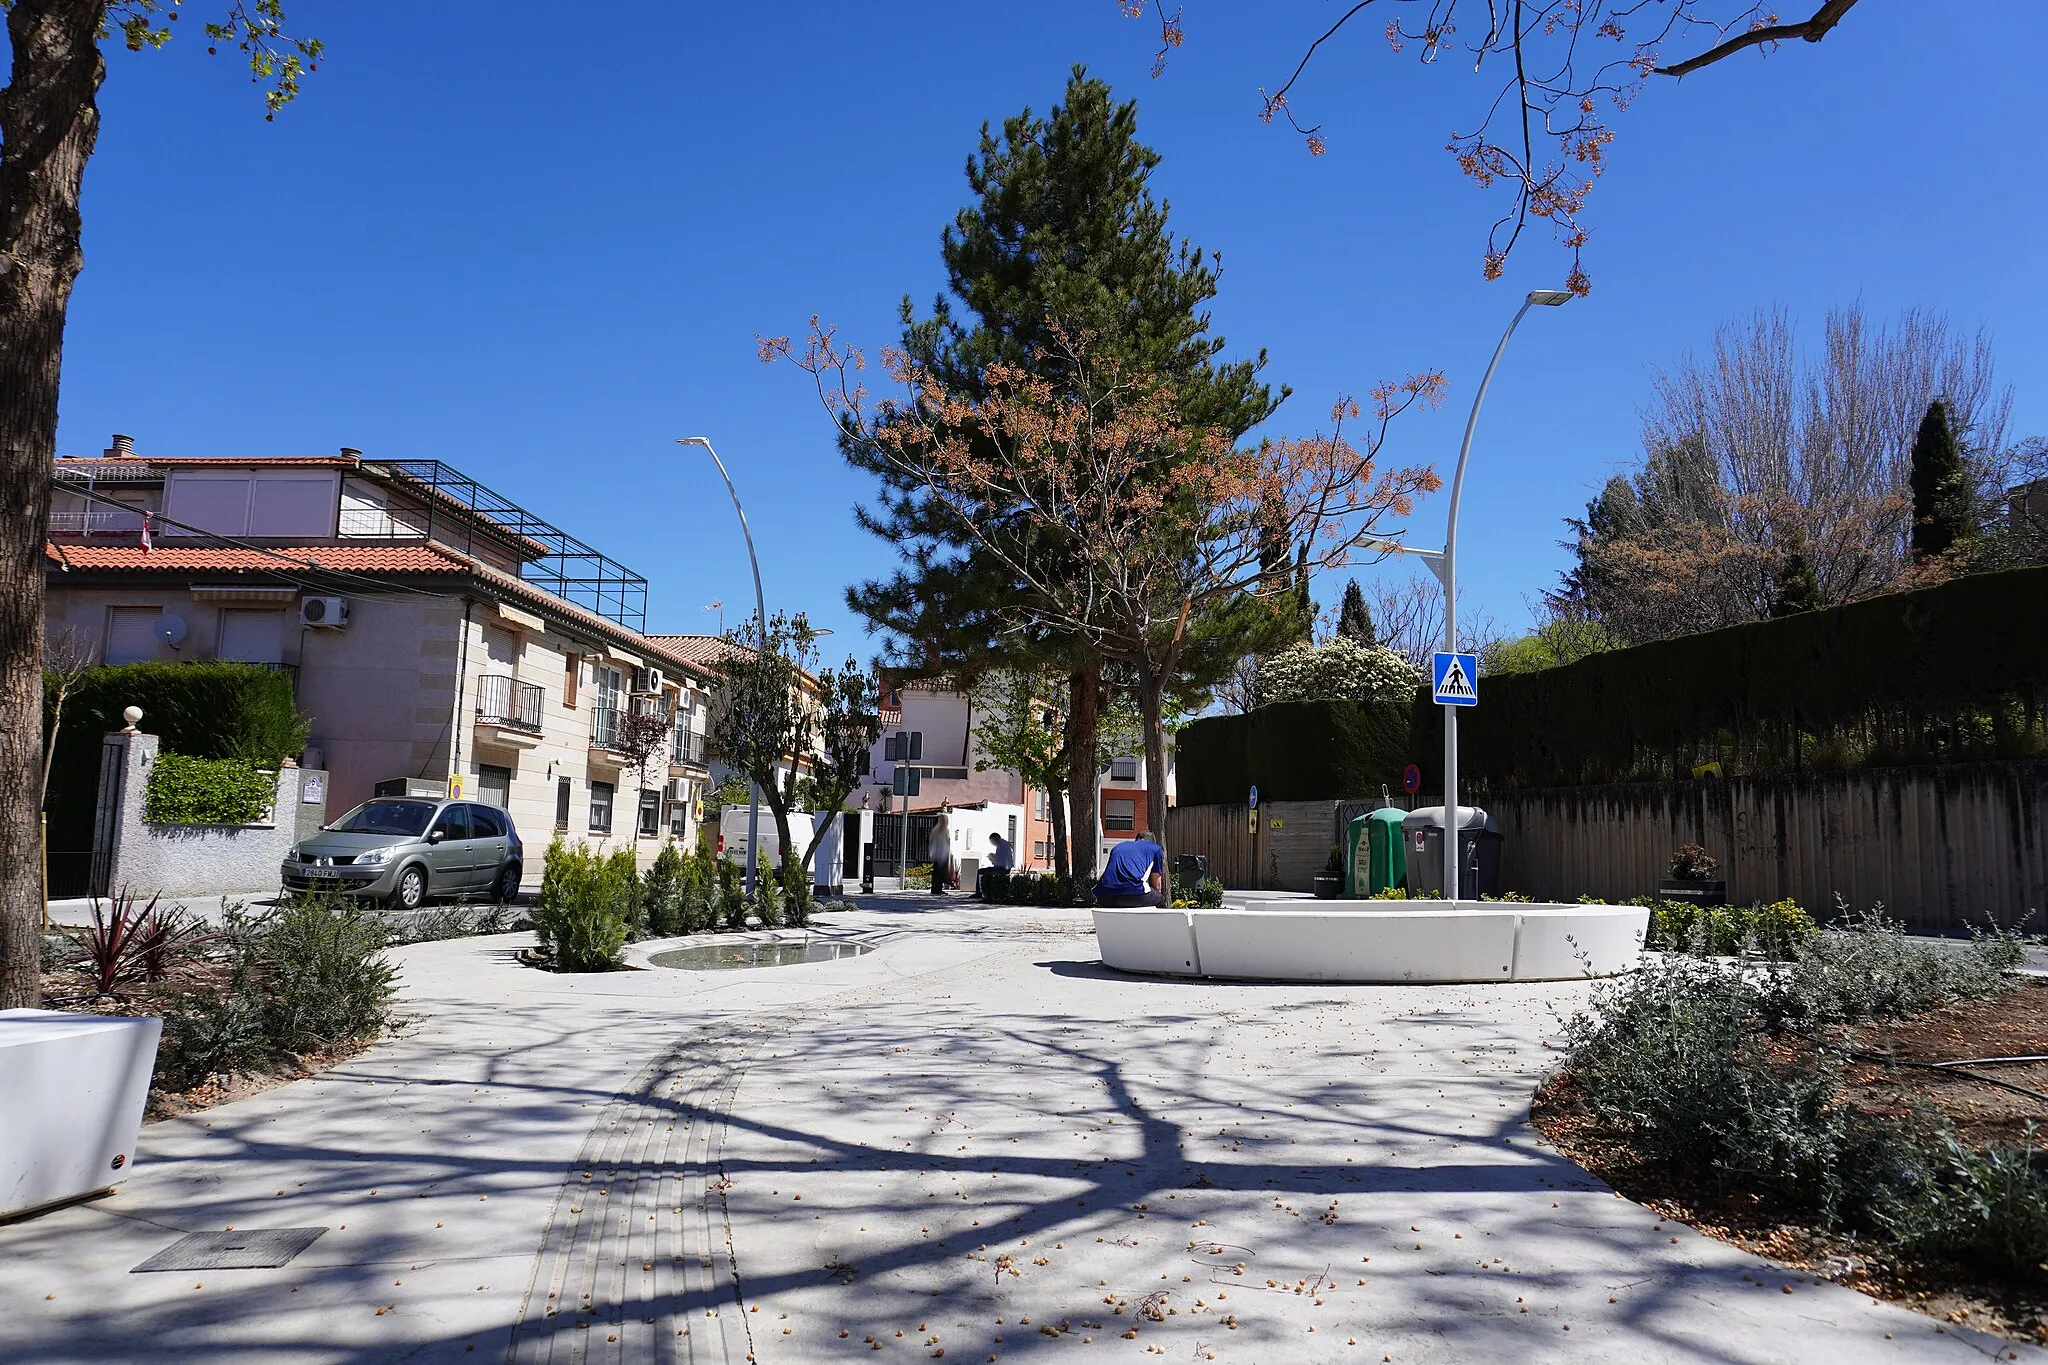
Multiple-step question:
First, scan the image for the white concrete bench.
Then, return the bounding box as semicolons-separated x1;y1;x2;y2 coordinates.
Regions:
1093;900;1648;983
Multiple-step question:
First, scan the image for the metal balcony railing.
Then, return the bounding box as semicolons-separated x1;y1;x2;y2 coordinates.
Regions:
476;674;544;732
591;704;623;751
671;728;706;766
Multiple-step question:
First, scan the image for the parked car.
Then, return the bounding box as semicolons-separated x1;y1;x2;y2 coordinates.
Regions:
281;797;522;910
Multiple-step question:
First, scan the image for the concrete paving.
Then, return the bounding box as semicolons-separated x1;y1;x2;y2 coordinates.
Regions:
1;894;2037;1364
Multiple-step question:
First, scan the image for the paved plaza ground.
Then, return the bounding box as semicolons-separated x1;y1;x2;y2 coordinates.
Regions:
4;896;2039;1364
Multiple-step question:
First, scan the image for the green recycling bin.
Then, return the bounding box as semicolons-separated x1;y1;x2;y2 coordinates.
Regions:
1345;808;1408;896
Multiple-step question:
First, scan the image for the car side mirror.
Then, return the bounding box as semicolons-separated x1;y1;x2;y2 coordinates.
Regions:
427;829;445;844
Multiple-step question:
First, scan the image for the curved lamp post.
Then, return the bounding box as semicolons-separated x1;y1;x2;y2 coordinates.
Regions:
678;436;769;896
1436;288;1573;902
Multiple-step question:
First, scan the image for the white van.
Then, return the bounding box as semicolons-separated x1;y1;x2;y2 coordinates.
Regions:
716;807;820;871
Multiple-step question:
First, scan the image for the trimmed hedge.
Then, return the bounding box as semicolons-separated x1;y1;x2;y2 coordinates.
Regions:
1176;697;1413;806
1450;564;2048;787
44;662;309;861
1178;567;2048;804
143;753;275;825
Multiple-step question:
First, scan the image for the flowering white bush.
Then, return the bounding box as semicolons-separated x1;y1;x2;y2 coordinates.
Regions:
1256;638;1421;708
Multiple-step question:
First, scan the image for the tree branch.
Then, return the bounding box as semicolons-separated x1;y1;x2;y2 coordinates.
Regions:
1654;0;1861;77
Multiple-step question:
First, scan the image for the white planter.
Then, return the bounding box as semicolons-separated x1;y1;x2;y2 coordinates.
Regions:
0;1009;162;1220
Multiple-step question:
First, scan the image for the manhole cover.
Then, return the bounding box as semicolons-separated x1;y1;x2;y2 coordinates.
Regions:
132;1227;327;1272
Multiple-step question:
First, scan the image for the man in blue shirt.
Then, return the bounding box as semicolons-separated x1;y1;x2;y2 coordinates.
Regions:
1094;830;1168;908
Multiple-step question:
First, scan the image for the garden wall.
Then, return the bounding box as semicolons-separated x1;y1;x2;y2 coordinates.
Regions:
1484;761;2048;935
92;731;327;899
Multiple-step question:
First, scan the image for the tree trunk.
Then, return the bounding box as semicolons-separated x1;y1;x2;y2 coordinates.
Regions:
1046;781;1070;880
1;1;105;1011
1064;663;1099;891
1136;669;1171;884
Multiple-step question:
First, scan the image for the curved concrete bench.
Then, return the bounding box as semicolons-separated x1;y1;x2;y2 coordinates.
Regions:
1092;899;1648;984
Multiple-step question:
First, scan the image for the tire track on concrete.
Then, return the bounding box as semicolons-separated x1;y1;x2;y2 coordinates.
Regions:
506;934;1067;1364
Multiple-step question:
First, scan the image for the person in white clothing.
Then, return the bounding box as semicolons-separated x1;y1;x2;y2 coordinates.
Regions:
986;832;1016;872
928;803;953;895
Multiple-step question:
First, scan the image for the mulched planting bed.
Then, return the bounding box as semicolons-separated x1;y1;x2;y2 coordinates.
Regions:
1534;977;2048;1345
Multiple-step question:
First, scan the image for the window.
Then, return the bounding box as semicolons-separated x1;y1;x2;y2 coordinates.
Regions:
476;763;512;809
469;804;507;837
431;805;473;842
638;790;661;837
164;470;336;537
1033;841;1046;860
555;777;571;831
105;606;165;665
1033;789;1046;820
1008;814;1018;846
217;608;286;664
588;781;614;833
563;653;580;707
1103;798;1136;832
1110;756;1139;782
669;793;689;837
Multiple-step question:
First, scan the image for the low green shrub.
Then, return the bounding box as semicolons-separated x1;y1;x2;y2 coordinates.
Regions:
142;753;275;825
981;868;1012;903
717;857;747;931
779;863;813;927
154;894;396;1090
1194;877;1226;909
1648;898;1818;960
530;840;629;970
1558;913;2046;1275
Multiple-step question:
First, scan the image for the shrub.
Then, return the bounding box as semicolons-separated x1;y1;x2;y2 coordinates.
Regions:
72;888;210;995
142;753;275;825
254;895;398;1053
716;857;748;931
604;846;644;939
981;868;1013;904
1648;898;1817;960
1759;905;2031;1030
643;842;687;937
1194;877;1226;909
752;875;783;928
1669;843;1721;879
530;841;628;971
153;894;396;1090
1257;638;1420;708
780;863;814;928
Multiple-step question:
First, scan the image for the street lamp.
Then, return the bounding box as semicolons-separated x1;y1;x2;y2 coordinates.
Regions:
1435;288;1571;901
678;436;769;897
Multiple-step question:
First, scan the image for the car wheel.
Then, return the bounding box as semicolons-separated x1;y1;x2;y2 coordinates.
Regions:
390;864;428;912
494;863;521;905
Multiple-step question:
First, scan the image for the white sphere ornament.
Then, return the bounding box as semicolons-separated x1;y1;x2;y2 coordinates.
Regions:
121;705;143;733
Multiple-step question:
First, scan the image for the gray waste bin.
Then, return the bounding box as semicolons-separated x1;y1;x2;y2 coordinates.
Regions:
1400;806;1503;898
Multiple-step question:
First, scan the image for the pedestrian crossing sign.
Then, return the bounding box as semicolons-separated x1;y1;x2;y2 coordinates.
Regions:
1432;651;1479;706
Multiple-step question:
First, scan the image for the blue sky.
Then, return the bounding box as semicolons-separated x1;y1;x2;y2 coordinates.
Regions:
53;1;2048;658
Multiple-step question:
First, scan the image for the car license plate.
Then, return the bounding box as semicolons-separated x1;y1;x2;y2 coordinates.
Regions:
307;867;338;879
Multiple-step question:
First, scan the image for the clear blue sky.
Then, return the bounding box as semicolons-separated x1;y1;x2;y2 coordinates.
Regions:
52;1;2048;658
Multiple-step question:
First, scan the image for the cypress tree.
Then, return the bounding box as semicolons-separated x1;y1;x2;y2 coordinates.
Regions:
1770;545;1821;617
1336;579;1376;646
1909;399;1967;559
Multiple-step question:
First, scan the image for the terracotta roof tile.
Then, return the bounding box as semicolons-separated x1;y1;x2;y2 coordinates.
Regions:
44;543;464;573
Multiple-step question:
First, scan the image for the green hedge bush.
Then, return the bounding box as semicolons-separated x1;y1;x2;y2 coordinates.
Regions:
142;753;275;825
530;839;630;971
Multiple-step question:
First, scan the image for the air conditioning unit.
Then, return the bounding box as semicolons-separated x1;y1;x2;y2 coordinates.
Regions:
300;596;349;629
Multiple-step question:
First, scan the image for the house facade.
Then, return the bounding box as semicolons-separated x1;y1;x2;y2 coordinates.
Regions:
44;439;712;889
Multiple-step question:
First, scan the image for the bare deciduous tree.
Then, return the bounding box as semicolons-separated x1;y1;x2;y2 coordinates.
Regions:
1127;0;1865;289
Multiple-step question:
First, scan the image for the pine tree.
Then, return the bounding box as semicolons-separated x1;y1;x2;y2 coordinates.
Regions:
1770;545;1821;617
1336;579;1376;646
839;67;1287;877
1909;399;1968;559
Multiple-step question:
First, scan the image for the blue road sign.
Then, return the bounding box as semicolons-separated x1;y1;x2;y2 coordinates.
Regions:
1248;784;1259;810
1432;652;1479;707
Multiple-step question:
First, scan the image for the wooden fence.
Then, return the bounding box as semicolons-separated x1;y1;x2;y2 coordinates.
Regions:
1165;761;2048;931
1485;762;2047;933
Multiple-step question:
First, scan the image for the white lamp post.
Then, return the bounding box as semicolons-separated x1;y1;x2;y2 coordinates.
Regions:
678;436;770;897
1435;288;1572;901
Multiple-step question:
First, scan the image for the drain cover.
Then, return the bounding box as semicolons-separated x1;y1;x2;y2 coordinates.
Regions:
132;1227;327;1273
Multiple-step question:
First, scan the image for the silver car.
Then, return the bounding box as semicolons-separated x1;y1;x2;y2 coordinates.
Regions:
281;797;524;910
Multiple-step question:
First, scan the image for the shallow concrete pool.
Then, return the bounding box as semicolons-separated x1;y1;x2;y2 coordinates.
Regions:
646;938;875;971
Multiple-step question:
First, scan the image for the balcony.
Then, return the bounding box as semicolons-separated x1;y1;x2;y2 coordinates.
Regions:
475;674;544;750
587;704;626;767
671;728;706;770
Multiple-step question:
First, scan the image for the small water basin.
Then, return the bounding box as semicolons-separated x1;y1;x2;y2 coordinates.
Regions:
647;938;874;971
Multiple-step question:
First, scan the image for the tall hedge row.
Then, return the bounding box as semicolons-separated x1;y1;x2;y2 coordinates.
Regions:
1177;567;2048;804
1175;697;1413;806
1451;564;2048;788
43;662;309;859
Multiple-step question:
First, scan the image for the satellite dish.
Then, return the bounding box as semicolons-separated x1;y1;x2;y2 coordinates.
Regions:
158;613;188;648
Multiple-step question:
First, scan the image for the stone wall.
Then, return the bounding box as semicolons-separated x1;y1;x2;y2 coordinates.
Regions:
94;732;323;899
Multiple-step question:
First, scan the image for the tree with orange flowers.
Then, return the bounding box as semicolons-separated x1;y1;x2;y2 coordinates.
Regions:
767;320;1443;861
